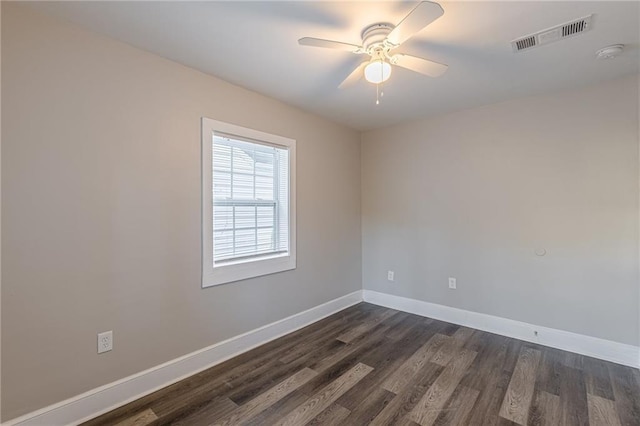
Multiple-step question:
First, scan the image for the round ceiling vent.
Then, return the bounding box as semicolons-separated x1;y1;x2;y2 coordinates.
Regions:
596;44;624;60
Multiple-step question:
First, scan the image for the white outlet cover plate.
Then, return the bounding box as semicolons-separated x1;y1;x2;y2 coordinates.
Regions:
98;330;113;354
448;277;457;289
387;271;395;281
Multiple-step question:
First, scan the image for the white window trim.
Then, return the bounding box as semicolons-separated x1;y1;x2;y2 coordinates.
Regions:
201;118;296;288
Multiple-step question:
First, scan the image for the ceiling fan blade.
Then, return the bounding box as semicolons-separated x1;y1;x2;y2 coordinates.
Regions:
298;37;362;53
386;1;444;46
338;62;367;89
393;54;448;77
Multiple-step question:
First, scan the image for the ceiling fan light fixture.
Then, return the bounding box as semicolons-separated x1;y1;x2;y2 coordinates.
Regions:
364;59;392;84
298;1;448;91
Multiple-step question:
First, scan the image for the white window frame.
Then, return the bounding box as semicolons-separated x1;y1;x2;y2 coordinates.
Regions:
201;118;296;288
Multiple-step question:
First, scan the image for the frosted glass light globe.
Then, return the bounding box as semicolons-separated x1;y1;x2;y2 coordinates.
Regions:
364;60;392;84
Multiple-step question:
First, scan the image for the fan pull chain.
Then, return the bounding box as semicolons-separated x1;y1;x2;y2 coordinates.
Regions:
377;61;384;105
375;83;385;105
380;64;384;98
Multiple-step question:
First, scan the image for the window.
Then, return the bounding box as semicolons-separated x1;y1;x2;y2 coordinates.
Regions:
201;118;296;287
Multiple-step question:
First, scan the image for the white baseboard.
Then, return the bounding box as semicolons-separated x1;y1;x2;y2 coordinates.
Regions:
363;290;639;369
4;291;363;426
6;289;637;425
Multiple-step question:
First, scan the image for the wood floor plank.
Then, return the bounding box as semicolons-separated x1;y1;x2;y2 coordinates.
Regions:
382;333;450;393
587;394;621;426
226;339;341;405
609;363;640;426
113;409;158;426
171;397;238;426
499;347;542;425
528;391;560;426
274;362;373;426
299;328;387;398
496;418;521;426
433;385;480;426
502;338;525;373
343;386;396;424
336;309;398;343
462;333;507;385
383;312;420;340
277;324;350;364
583;357;615;401
408;348;478;426
337;323;429;410
433;320;460;337
563;350;584;371
275;305;375;365
306;403;351;425
244;391;308;426
559;364;589;426
370;361;445;426
473;369;515;426
309;321;391;373
213;367;317;425
535;347;563;397
473;339;529;426
430;327;475;366
459;333;509;422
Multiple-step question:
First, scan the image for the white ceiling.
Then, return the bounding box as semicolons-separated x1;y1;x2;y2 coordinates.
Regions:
30;1;640;131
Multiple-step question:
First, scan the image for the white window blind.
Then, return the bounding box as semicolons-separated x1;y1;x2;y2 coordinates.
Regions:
202;117;296;288
212;133;290;265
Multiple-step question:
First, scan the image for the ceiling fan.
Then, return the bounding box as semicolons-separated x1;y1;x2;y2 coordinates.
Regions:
298;1;448;99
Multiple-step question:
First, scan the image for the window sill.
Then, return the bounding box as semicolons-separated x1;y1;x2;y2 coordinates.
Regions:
202;254;296;288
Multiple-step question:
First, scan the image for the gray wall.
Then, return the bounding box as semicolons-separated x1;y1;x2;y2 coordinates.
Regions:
1;4;361;420
362;74;639;347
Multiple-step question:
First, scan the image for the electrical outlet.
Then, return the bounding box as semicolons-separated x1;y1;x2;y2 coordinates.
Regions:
387;271;395;282
448;277;457;289
97;331;113;354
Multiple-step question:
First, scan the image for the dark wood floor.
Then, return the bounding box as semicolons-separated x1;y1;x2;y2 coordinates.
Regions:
84;303;640;426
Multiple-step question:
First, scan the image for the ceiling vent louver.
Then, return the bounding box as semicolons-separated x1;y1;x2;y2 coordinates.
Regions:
563;19;587;37
515;36;537;51
511;15;593;52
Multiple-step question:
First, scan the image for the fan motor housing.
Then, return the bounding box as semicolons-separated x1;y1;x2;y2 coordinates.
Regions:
361;23;394;50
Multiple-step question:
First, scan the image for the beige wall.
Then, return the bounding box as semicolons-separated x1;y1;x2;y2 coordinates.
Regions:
1;4;361;420
362;74;640;347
